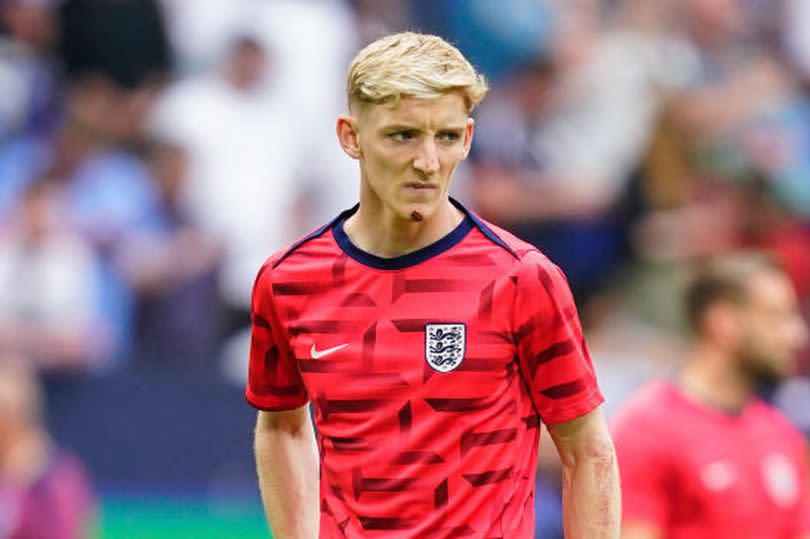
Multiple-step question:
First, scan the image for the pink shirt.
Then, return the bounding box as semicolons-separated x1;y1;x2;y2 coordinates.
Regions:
613;381;810;539
0;450;94;539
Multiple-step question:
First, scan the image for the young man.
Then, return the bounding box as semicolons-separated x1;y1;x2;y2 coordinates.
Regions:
613;253;810;539
246;32;620;538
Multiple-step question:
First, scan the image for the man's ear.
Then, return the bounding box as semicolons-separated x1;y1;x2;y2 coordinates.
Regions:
336;115;362;160
461;117;475;160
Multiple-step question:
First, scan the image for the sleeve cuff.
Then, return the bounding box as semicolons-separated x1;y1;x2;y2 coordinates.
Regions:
541;389;605;426
245;387;309;412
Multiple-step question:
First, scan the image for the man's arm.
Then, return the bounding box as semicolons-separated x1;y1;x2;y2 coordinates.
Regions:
620;522;663;539
254;405;319;538
547;407;621;539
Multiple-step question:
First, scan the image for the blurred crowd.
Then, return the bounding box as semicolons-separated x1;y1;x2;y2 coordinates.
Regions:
0;0;809;537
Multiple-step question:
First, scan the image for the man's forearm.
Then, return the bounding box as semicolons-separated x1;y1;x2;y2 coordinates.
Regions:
255;411;319;538
560;435;621;538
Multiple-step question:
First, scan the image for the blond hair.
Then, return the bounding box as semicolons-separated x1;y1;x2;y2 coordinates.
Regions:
347;32;489;113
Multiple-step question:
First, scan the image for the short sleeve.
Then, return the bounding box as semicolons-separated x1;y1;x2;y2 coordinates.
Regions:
611;410;671;527
513;251;603;425
245;261;309;411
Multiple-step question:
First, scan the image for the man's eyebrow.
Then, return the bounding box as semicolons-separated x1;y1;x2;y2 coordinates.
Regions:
379;123;420;131
379;123;466;131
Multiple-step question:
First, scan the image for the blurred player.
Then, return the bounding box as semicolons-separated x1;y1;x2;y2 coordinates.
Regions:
0;356;95;539
613;253;810;539
245;32;620;537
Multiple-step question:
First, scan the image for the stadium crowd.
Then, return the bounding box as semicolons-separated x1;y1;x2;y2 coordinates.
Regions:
0;0;808;537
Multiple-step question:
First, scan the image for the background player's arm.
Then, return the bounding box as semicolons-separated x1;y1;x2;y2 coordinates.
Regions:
254;405;319;539
547;407;621;538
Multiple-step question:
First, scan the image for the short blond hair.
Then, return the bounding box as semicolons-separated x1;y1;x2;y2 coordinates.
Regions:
347;32;489;113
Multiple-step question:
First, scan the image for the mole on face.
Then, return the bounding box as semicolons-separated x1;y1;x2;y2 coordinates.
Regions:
410;211;423;222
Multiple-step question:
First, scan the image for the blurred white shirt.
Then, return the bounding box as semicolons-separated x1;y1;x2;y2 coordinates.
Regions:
150;0;358;308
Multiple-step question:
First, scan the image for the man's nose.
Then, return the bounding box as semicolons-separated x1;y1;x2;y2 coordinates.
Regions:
413;139;439;175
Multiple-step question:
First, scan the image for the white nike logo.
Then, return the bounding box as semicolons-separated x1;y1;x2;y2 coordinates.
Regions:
310;343;348;359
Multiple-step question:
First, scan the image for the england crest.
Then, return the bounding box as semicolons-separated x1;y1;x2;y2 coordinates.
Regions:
425;323;466;372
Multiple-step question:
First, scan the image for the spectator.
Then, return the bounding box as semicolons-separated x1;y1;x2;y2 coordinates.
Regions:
0;75;165;366
0;356;96;538
57;0;170;90
633;0;810;324
0;180;110;372
119;140;223;366
0;0;62;140
470;0;687;302
148;36;283;326
150;29;355;331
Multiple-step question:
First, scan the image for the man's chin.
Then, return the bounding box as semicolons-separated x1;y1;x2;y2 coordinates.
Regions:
743;361;791;389
395;201;438;223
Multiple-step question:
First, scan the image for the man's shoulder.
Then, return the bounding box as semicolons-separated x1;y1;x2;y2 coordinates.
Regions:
750;398;807;444
462;217;581;313
469;216;558;271
254;221;342;286
472;217;535;257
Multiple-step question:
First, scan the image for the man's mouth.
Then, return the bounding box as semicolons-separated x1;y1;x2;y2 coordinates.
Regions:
404;182;437;190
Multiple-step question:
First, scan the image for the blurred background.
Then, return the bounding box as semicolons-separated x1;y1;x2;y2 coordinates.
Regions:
0;0;808;537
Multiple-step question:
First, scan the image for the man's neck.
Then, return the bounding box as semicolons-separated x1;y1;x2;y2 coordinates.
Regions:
678;343;753;413
344;198;464;259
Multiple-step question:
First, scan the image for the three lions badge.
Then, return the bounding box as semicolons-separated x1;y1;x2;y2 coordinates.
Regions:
425;323;466;372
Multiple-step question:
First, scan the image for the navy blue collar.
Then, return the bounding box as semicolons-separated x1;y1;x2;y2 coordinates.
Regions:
272;198;517;270
333;202;474;270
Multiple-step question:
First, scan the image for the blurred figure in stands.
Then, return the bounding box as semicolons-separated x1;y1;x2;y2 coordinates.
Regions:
470;0;689;303
119;140;222;367
0;356;95;538
150;30;355;350
0;75;165;367
632;0;810;331
0;0;62;140
0;180;109;372
57;0;170;89
613;252;810;538
148;35;278;332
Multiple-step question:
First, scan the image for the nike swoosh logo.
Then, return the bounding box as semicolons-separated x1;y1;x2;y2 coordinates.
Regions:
310;343;348;359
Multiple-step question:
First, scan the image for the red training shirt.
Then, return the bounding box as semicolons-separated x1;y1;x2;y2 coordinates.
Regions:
613;381;810;539
246;200;603;537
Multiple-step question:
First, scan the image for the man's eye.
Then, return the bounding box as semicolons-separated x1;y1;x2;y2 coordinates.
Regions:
438;132;461;142
390;131;416;141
